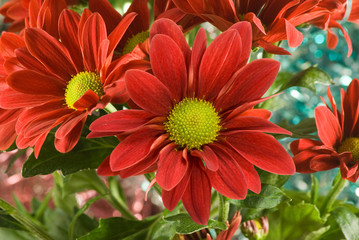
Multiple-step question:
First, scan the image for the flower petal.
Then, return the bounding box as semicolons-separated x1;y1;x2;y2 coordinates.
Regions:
227;131;295;175
228;21;252;67
310;154;340;172
182;160;211;225
73;90;99;111
125;69;173;116
315;106;342;148
97;156;120;176
157;144;188;191
150;34;187;101
191;145;219;171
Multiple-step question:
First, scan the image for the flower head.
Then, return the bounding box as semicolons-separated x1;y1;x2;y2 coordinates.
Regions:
89;19;295;225
0;9;142;156
291;78;359;182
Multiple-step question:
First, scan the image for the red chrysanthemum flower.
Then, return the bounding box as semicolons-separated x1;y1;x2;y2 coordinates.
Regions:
291;79;359;182
0;9;147;157
171;0;327;55
89;19;295;225
0;0;78;34
308;0;359;57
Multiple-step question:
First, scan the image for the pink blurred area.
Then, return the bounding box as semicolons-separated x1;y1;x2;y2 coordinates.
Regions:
0;149;161;219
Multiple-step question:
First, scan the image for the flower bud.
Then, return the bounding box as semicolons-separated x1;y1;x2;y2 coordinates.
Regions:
240;216;269;240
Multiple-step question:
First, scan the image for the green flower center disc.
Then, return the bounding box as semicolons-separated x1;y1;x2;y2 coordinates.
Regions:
338;137;359;161
164;98;221;150
65;71;103;110
122;31;149;55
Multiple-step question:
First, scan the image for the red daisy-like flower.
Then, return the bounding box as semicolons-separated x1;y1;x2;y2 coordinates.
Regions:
89;19;295;224
0;0;77;35
0;9;148;157
171;0;327;55
291;79;359;182
309;0;359;57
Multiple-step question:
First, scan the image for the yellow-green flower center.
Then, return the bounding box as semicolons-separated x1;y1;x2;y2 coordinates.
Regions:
338;137;359;161
122;31;149;55
164;98;221;150
65;71;103;110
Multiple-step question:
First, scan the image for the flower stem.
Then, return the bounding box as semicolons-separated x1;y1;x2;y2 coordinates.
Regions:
320;171;347;216
218;193;230;223
104;103;117;113
0;198;55;240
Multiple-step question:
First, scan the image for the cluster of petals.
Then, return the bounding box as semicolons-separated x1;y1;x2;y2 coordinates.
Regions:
171;0;329;55
308;0;359;57
0;8;149;156
291;79;359;182
0;0;77;34
89;18;295;225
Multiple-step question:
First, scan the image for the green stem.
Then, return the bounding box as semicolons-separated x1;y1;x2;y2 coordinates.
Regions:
218;193;230;223
104;103;117;113
320;171;347;216
144;173;162;196
0;198;55;240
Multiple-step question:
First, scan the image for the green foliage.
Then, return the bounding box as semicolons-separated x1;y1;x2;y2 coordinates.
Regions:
329;207;359;240
276;118;318;139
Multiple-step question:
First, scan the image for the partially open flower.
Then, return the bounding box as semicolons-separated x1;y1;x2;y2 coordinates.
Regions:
241;216;269;240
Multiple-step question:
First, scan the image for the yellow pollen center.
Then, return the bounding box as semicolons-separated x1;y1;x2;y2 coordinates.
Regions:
122;31;149;55
338;137;359;161
64;71;103;110
164;98;221;150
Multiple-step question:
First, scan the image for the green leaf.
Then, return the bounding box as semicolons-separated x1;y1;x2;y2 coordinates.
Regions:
0;228;37;240
279;66;333;93
78;216;160;240
22;132;117;177
164;213;227;234
146;220;177;240
331;206;359;240
267;202;324;240
257;168;291;187
276;118;318;139
231;184;290;209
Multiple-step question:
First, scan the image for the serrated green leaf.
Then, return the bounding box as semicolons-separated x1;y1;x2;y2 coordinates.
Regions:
22;132;117;177
78;216;160;240
164;213;227;234
279;66;333;93
331;206;359;240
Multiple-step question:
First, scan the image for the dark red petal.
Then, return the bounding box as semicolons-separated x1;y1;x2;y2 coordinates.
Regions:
59;9;83;72
227;132;295;175
290;139;323;155
309;154;340;172
216;59;280;111
109;129;161;171
81;13;107;72
15;48;48;73
89;109;155;134
24;28;76;80
206;145;247;199
73;90;99;111
223;116;291;135
125;69;173;116
315;106;342;148
149;18;191;65
182;160;211;225
190;27;207;95
162;162;193;211
97;156;120;176
88;0;122;33
191;145;219;171
8;70;65;96
150;34;187;101
292;150;317;173
55;111;86;139
55;114;87;153
157;144;188;190
198;29;242;100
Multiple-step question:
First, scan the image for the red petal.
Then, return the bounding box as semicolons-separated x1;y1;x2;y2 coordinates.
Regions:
216;59;280;111
293;150;317;173
285;19;303;48
7;70;65;96
0;32;25;59
290;139;323;155
157;144;188;190
88;0;122;33
190;27;207;95
81;13;107;72
150;34;187;101
182;160;211;225
73;90;99;111
315;106;342;148
24;28;76;80
0;119;17;150
125;70;173;116
97;156;120;176
227;131;295;175
191;145;219;171
310;154;340;172
228;21;252;67
198;29;242;100
55;111;87;139
109;129;161;171
206;145;247;199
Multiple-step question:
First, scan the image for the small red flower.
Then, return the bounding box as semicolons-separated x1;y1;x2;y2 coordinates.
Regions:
0;9;147;157
171;0;327;55
291;79;359;182
89;19;295;225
